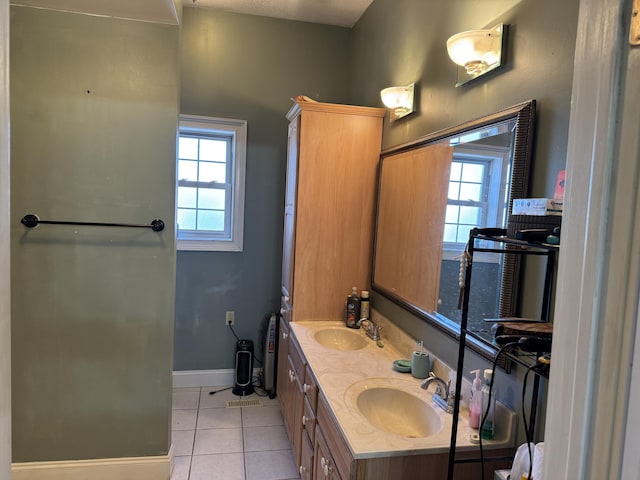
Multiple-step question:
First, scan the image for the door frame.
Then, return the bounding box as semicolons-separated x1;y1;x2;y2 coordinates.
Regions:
544;0;640;478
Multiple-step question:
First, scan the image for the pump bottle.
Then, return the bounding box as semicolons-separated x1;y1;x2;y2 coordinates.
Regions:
480;369;496;440
345;287;361;328
468;370;482;429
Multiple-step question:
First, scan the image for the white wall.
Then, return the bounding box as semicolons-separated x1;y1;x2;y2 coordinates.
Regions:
0;0;12;477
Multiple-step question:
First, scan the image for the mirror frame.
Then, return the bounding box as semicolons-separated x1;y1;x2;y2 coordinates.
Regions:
372;100;536;356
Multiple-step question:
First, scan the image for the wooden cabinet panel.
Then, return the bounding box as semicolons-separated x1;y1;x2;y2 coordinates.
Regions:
302;396;316;446
314;425;343;480
316;393;352;480
276;319;290;406
300;431;314;480
282;100;384;322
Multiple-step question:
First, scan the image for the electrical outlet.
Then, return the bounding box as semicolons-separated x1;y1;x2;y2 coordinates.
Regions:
225;311;235;326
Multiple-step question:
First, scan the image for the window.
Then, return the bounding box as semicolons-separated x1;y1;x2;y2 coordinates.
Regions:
176;115;246;251
443;144;511;253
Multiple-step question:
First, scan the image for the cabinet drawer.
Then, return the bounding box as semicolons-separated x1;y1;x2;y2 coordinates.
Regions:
302;396;317;445
289;335;306;381
303;365;319;410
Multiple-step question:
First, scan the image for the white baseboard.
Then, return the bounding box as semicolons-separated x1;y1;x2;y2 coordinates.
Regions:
12;446;173;480
172;368;262;388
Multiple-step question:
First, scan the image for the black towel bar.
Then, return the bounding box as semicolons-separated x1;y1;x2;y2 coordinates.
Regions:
20;214;165;232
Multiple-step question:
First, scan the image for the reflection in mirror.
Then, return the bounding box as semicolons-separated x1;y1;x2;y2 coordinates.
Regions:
372;101;536;351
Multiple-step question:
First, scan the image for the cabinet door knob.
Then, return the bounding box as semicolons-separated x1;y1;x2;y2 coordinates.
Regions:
320;457;327;468
282;331;289;340
303;383;309;393
280;308;285;315
289;370;296;383
284;295;290;303
302;415;307;426
299;465;306;475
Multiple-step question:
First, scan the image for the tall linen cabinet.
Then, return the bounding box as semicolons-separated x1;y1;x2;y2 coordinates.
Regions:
281;99;385;323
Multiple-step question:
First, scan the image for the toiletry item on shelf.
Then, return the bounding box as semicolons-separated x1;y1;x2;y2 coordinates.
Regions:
345;287;361;328
360;290;370;320
411;340;430;379
480;369;496;440
469;369;482;429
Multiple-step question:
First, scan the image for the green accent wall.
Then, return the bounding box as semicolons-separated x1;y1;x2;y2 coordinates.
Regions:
348;0;579;441
10;7;178;462
175;8;351;370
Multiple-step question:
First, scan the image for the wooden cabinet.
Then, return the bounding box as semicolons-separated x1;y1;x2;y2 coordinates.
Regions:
300;429;315;480
314;425;343;480
281;99;385;321
276;319;290;405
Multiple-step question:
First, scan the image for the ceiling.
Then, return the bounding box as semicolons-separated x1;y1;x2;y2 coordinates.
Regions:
10;0;375;27
188;0;375;27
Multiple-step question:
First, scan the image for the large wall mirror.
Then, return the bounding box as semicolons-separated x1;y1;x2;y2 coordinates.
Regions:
372;100;536;351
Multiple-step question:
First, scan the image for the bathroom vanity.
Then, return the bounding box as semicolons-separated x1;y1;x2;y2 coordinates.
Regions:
277;316;515;480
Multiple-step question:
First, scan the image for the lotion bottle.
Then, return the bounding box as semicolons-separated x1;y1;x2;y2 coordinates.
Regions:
468;369;482;429
345;287;360;328
480;369;496;440
360;290;370;320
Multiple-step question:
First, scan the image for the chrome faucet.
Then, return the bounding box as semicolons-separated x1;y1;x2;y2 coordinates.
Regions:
356;318;380;341
421;373;455;413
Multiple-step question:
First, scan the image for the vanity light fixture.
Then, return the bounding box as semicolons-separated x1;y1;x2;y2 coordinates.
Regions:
446;23;506;86
380;83;415;121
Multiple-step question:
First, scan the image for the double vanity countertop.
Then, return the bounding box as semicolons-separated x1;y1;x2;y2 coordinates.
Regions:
289;318;516;460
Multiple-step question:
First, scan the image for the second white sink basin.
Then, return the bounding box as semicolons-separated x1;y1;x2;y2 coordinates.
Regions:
356;386;443;438
313;327;368;351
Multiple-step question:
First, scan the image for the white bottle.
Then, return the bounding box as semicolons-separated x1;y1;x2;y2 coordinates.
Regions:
468;369;482;429
360;290;370;320
480;369;496;440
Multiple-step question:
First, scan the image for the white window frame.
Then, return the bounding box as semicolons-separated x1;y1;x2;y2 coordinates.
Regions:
176;114;247;252
442;144;511;262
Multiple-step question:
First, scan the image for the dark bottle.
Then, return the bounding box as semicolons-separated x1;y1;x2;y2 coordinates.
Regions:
345;286;361;328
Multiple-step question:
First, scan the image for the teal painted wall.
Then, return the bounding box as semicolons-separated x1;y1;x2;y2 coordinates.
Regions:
175;8;351;370
10;7;178;462
349;0;579;438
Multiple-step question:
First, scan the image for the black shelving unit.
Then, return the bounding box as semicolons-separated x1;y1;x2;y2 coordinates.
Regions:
447;229;559;480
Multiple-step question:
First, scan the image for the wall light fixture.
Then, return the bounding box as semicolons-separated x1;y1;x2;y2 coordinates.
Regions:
380;83;415;121
446;24;506;86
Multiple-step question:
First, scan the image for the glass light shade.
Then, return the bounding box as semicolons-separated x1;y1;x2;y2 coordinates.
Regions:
447;28;502;76
380;83;415;121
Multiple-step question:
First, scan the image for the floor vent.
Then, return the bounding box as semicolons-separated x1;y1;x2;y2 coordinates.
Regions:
226;398;263;408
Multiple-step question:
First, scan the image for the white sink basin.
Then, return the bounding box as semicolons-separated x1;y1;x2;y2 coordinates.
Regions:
356;387;443;438
313;327;368;351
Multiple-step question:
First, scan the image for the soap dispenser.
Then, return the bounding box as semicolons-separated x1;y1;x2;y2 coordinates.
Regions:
468;370;482;429
480;369;496;440
345;287;361;328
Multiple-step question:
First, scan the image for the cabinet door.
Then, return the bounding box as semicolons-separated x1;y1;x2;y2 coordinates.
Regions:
291;371;305;469
299;431;314;480
314;426;342;480
281;116;299;303
276;320;290;415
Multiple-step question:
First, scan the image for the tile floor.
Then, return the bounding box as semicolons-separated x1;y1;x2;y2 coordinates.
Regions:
171;386;300;480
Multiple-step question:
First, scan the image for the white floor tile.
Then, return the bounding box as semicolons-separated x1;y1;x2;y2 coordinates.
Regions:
172;409;198;431
173;388;200;410
197;407;242;429
190;453;245;480
171;456;191;480
245;449;299;480
242;405;284;427
243;425;291;452
172;430;195;456
199;387;239;409
193;428;244;455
